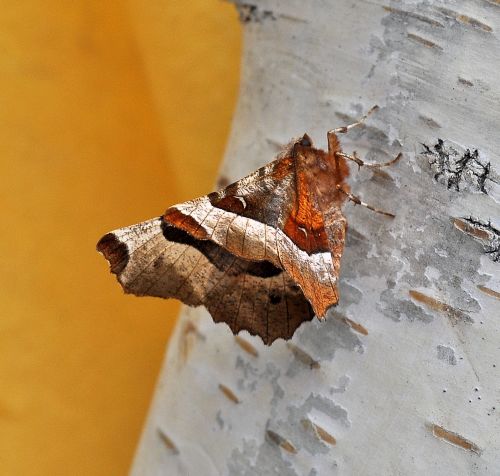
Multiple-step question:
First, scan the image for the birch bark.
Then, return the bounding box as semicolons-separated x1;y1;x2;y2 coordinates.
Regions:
131;1;500;474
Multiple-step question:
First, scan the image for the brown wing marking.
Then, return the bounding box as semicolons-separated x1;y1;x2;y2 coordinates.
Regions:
163;204;209;240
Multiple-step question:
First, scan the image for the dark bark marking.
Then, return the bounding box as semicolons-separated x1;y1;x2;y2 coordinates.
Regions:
422;139;491;194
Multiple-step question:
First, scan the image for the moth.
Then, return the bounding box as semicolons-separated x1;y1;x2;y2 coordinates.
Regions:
97;106;400;344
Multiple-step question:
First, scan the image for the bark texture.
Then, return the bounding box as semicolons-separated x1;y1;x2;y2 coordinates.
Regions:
131;1;500;474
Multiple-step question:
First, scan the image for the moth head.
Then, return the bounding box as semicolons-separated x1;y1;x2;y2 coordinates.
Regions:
298;134;312;147
278;134;314;160
290;133;313;156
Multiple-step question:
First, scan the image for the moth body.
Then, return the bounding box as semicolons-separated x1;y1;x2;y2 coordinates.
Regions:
98;108;399;344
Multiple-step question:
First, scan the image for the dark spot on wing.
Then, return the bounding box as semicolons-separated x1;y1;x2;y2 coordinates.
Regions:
270;292;282;304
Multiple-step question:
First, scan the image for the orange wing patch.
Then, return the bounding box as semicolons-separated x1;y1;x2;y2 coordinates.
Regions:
283;171;329;254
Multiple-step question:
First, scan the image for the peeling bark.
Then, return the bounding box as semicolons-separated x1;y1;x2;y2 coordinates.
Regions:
131;1;500;474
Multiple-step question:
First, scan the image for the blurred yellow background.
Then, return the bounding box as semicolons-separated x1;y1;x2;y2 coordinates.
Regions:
0;1;241;474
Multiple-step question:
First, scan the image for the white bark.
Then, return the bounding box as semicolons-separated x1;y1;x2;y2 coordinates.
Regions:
131;1;500;474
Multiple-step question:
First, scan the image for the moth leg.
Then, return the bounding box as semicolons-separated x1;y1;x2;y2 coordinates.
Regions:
327;105;379;155
328;105;379;135
336;184;395;218
335;151;402;169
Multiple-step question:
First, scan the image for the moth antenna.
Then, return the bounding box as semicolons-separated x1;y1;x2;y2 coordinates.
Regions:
336;151;402;170
336;184;395;218
328;105;379;135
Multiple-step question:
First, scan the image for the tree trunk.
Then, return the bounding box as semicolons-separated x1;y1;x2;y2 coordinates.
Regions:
131;1;500;474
